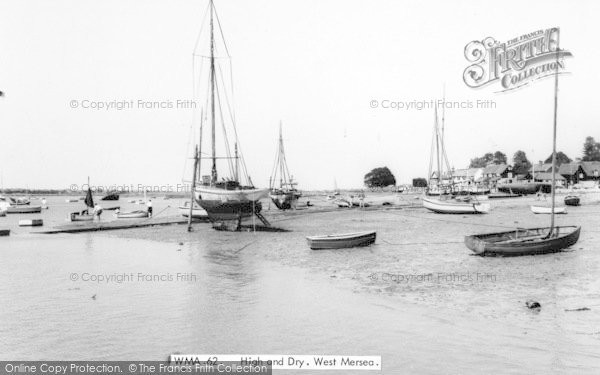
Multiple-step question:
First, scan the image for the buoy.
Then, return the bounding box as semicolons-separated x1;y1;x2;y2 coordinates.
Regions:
18;219;44;227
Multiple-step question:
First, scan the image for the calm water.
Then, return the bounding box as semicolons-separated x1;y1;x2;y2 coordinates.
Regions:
1;195;599;374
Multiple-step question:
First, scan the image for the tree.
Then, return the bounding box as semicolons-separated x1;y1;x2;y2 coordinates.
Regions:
582;136;600;161
469;151;506;168
493;151;507;164
544;151;572;165
412;178;428;187
512;150;532;174
364;167;396;188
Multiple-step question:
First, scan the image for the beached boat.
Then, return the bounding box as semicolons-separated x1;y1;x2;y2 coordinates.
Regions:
103;206;120;211
18;219;43;227
69;212;94;221
488;192;522;199
65;199;79;203
116;210;149;219
423;196;490;214
465;226;580;256
465;45;580;256
101;192;120;201
564;195;580;206
0;229;10;236
179;201;208;219
306;231;377;250
192;2;269;228
497;182;550;195
269;123;302;210
7;205;42;214
530;205;567;214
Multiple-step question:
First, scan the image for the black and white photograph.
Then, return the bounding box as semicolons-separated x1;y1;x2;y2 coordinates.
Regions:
1;0;599;374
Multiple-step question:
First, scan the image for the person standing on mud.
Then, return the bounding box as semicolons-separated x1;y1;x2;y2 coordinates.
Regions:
147;199;153;217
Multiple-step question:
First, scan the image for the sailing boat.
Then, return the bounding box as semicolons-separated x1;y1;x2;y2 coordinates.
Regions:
69;178;95;221
269;122;301;210
422;104;490;214
192;0;269;227
465;32;581;256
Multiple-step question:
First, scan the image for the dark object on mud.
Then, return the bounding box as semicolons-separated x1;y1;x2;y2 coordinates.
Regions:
101;192;120;201
213;223;289;232
565;307;590;312
0;229;10;236
564;195;580;206
526;300;541;310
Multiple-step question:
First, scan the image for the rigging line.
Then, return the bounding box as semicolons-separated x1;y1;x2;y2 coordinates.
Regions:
214;81;236;179
212;3;231;57
215;62;250;182
192;1;211;57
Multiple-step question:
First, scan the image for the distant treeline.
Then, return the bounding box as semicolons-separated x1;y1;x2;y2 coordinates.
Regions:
468;136;600;171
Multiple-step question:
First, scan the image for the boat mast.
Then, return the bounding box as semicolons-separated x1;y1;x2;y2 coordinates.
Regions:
548;30;561;236
279;122;284;189
209;0;217;184
440;86;446;187
434;106;441;188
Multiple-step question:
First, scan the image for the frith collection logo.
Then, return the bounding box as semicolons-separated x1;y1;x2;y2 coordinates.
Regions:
463;27;572;92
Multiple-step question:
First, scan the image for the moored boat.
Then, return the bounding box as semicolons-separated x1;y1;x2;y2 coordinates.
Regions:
18;219;43;227
423;197;490;214
69;212;94;222
7;205;42;214
564;195;580;206
306;231;377;250
0;229;9;236
191;2;270;229
465;226;580;256
530;205;567;214
116;210;149;219
101;192;120;201
269;122;302;210
488;192;522;199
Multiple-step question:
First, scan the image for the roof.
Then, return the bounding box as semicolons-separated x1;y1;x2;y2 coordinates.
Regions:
533;172;566;181
558;163;581;175
529;163;554;173
483;164;508;175
581;161;600;176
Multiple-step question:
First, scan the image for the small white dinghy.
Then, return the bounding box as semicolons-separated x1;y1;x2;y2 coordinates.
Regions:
116;210;149;219
306;231;376;250
530;205;567;214
423;197;490;214
19;219;43;227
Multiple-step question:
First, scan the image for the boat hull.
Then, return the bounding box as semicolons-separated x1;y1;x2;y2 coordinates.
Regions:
422;197;490;214
7;205;42;214
270;191;301;210
530;206;567;214
497;182;550;195
194;187;268;222
117;211;149;219
465;226;581;256
306;231;376;250
69;213;94;222
101;193;120;201
564;196;580;206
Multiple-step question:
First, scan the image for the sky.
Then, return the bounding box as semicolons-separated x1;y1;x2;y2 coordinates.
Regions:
1;0;599;191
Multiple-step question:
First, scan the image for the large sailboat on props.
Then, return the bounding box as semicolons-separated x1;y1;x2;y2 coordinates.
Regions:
422;104;490;214
465;31;580;256
269;122;301;210
192;0;268;226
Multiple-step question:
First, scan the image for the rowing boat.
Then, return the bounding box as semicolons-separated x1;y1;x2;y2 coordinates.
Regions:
530;205;567;214
116;210;149;219
7;205;42;214
306;231;376;250
465;226;580;256
564;195;580;206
